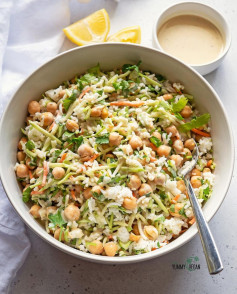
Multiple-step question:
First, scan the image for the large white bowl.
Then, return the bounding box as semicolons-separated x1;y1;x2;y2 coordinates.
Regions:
0;43;234;264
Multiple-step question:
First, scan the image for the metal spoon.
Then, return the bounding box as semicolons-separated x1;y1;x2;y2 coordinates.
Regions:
179;143;223;274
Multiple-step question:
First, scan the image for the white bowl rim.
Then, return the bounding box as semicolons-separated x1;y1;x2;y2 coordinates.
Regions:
0;42;234;264
152;1;232;68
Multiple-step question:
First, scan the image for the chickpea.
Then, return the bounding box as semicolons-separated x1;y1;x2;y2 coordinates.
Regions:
17;151;26;162
109;132;122;147
129;233;141;243
26;158;35;170
66;119;79;132
144;225;158;240
149;173;166;188
152;131;162;140
84;187;93;199
52;167;65;180
101;108;109;119
46;102;57;114
183;148;192;161
64;204;80;221
203;168;211;173
46;206;57;217
104;242;118;257
91;185;102;195
177;180;186;193
166;125;178;137
16;164;29;178
88;240;104;255
191;168;201;177
181;105;193;118
129;135;143;149
29;205;41;218
191;176;202;188
138;183;152;197
173;139;184;154
28;101;40;115
54;228;65;241
170;154;183;167
41;112;54;127
157;145;171;157
78;144;94;162
90;107;102;117
35;167;43;178
18;137;27;150
123;196;137;210
163;94;173;101
127;175;141;190
184;138;195;151
58;89;66;99
75;185;83;194
132;224;140;235
105;153;115;160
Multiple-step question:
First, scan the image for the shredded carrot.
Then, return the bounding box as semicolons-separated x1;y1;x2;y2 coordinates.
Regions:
78;87;91;101
110;101;145;107
206;159;213;168
189;217;196;225
88;153;99;162
191;128;211;137
71;190;76;200
151;248;157;251
29;170;33;180
60;153;68;163
150;157;157;162
31;190;45;195
180;229;187;234
42;161;48;186
48;122;55;132
171;194;181;204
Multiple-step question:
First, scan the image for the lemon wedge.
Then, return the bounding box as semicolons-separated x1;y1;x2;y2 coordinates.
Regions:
107;26;141;43
63;9;110;46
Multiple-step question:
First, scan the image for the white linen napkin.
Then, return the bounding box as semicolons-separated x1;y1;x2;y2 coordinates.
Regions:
0;0;70;292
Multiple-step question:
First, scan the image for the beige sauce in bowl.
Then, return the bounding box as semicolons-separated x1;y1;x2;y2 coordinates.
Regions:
157;15;224;65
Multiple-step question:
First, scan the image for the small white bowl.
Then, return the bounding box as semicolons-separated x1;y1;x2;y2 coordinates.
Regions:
152;2;231;75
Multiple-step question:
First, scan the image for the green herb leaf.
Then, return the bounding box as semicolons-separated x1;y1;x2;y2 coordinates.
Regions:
88;63;100;75
150;136;162;147
178;207;187;217
96;133;110;144
70;136;83;149
159;192;167;200
170;204;175;213
63;90;78;111
51;150;62;163
97;176;104;184
22;187;32;203
172;97;188;113
122;61;141;73
92;192;104;201
157;241;161;248
25;140;35;151
48;209;67;227
179;113;211;133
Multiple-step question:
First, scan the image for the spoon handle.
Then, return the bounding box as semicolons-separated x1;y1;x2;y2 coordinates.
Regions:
185;178;223;274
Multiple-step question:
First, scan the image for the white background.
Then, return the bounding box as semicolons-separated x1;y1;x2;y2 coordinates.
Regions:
11;0;237;293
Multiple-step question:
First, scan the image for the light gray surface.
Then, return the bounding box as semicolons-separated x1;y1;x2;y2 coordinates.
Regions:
11;0;237;293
